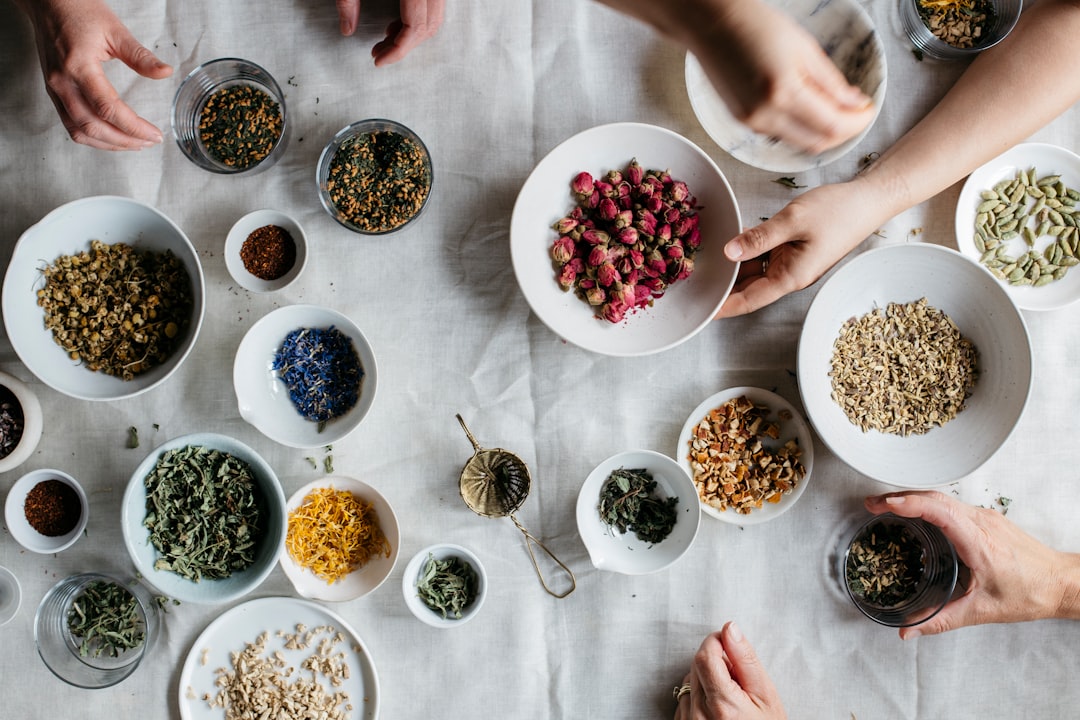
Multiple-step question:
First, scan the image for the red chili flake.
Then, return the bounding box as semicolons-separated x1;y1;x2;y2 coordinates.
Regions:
24;479;81;536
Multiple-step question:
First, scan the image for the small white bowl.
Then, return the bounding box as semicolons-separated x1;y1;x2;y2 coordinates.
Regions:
120;433;286;604
234;304;378;449
575;450;701;575
0;196;205;401
402;544;487;628
280;476;400;602
224;209;307;293
955;142;1080;311
0;370;44;474
685;0;886;172
797;243;1032;487
0;566;22;626
510;122;741;357
676;386;814;525
4;468;88;553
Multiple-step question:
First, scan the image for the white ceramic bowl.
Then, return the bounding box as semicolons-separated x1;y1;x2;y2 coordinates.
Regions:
120;433;286;604
225;209;308;293
233;304;378;449
955;142;1080;311
402;543;487;628
797;243;1032;487
510;122;741;357
576;450;701;575
676;386;814;524
685;0;886;172
0;370;43;474
1;196;205;401
4;468;88;553
280;476;400;602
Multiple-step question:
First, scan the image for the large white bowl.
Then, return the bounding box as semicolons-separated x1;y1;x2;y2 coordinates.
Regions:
576;450;701;575
676;386;814;524
233;304;378;449
955;142;1080;311
121;433;286;604
510;122;741;357
685;0;886;172
1;196;205;401
280;476;400;602
797;244;1032;487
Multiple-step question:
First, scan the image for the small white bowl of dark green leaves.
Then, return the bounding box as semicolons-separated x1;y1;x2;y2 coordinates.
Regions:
402;544;486;628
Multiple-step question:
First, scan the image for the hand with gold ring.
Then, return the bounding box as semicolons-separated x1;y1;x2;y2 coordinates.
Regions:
672;622;786;719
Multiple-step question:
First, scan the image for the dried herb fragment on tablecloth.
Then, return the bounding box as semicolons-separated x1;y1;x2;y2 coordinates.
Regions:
24;478;81;536
199;84;283;170
0;385;24;459
67;580;145;658
846;523;922;606
416;553;478;619
241;225;296;280
37;240;193;380
142;445;265;581
326;129;431;232
273;326;363;425
773;176;806;189
598;467;679;544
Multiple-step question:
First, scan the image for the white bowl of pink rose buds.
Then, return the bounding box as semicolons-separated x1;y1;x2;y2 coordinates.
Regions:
510;122;741;357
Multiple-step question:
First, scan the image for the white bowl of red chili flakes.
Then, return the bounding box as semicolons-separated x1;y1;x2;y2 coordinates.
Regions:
225;209;307;293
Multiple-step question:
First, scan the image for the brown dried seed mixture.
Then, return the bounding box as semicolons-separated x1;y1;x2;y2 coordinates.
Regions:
36;240;193;380
687;395;806;515
829;297;978;437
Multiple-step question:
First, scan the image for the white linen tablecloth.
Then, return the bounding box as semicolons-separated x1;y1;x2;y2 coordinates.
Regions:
1;1;1078;718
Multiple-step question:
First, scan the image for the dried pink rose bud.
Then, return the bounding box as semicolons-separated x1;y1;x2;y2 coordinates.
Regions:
583;190;600;209
635;210;657;236
673;256;695;280
557;263;577;289
646;250;666;274
552;216;578;234
597;262;619;288
627;159;644;186
666;240;685;260
602;301;627;324
656;223;672;243
617;283;637;307
667;181;690;203
571;171;595;197
614;209;634;230
607;244;628;261
585;286;606;306
685;227;701;249
673;215;697;238
634;284;653;306
664;207;681;224
616;182;631;200
568;257;586;274
606;169;623;185
598;197;618;221
645;195;663;213
617;257;633;275
642;276;666;292
629;248;645;268
550;235;575;264
595;180;616;199
587;246;608;267
617;227;639;245
623;268;641;286
578;278;596;290
581;229;610;245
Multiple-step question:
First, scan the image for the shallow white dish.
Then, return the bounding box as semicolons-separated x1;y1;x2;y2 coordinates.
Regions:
685;0;886;173
402;543;488;628
676;386;814;524
281;476;400;602
798;243;1032;487
224;209;307;293
1;196;205;401
233;304;378;449
955;142;1080;311
510;122;741;357
4;468;88;553
0;370;43;474
121;433;286;604
576;450;701;575
178;596;379;720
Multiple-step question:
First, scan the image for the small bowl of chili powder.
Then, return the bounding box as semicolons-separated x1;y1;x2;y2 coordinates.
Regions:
4;468;88;554
0;370;43;474
317;119;434;235
225;209;307;293
171;57;289;174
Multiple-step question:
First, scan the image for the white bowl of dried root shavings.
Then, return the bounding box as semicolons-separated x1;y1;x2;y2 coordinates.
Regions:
797;243;1032;488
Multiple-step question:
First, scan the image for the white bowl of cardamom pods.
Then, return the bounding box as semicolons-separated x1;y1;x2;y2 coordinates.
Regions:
797;243;1032;487
402;543;487;628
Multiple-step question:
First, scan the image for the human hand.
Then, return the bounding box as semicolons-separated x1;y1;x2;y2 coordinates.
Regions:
674;622;786;720
336;0;444;66
682;0;874;154
18;0;172;150
714;181;880;318
865;491;1076;640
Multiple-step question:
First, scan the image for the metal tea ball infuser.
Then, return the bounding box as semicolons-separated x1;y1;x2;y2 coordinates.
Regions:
456;414;576;598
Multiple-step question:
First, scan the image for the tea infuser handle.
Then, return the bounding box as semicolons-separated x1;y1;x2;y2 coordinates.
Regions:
511;515;576;599
456;413;483;452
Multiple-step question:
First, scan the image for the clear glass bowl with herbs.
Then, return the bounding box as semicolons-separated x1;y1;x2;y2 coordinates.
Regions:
900;0;1022;61
840;513;958;627
34;573;160;688
172;57;289;174
317;119;434;235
